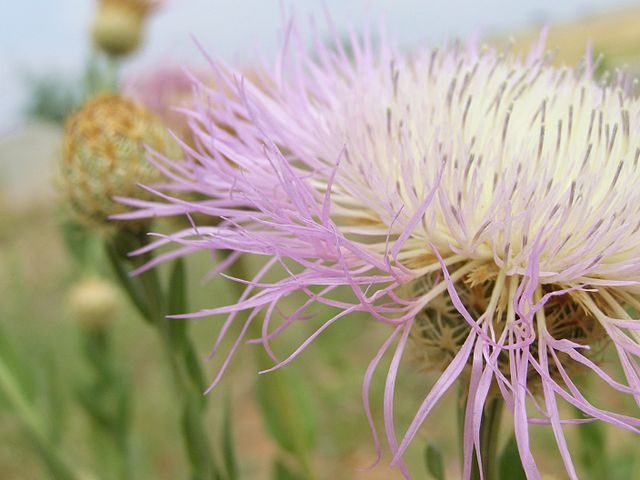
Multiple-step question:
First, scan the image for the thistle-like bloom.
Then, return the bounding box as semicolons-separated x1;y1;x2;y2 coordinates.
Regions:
117;27;640;479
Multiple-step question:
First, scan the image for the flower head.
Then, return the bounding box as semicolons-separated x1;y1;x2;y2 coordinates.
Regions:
117;26;640;479
61;93;180;231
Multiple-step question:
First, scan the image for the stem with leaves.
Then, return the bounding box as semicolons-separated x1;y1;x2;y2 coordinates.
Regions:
106;229;217;480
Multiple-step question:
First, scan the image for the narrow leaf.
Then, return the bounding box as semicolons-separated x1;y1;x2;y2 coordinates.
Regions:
255;365;317;457
222;396;238;480
498;435;526;480
168;258;188;317
105;243;151;322
578;418;607;480
425;444;445;480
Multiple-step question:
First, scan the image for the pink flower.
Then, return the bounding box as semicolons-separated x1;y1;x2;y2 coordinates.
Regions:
125;65;194;134
116;24;640;479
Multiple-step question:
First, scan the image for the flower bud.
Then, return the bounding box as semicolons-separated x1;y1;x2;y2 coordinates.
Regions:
67;278;121;331
60;93;181;231
91;0;157;57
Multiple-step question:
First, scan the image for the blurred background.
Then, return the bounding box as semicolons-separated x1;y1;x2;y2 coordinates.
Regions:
2;1;640;479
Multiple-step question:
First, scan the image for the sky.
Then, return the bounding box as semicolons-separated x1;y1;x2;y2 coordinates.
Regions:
1;0;638;133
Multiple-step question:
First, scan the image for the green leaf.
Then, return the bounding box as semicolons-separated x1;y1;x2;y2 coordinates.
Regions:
105;242;151;322
59;220;92;265
609;452;637;480
166;258;206;394
114;376;132;451
255;364;317;462
578;420;607;479
272;459;303;480
41;358;67;443
425;444;445;480
182;340;207;396
222;396;238;480
0;323;36;407
167;258;188;347
498;435;526;480
182;396;216;480
168;258;188;317
106;229;166;324
76;384;111;429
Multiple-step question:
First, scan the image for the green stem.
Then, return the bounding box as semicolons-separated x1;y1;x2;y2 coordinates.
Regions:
480;398;503;480
468;395;503;480
158;321;215;480
0;355;80;480
457;389;466;472
106;55;120;92
80;329;133;480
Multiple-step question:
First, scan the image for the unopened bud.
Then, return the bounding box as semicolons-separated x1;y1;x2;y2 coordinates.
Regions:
60;93;181;231
91;0;158;57
67;278;121;331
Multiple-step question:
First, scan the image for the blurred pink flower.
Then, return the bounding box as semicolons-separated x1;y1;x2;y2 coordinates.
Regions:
125;65;262;144
125;65;195;137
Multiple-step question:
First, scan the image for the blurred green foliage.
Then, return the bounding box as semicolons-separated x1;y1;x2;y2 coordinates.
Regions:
23;56;119;125
425;444;445;480
24;73;82;125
